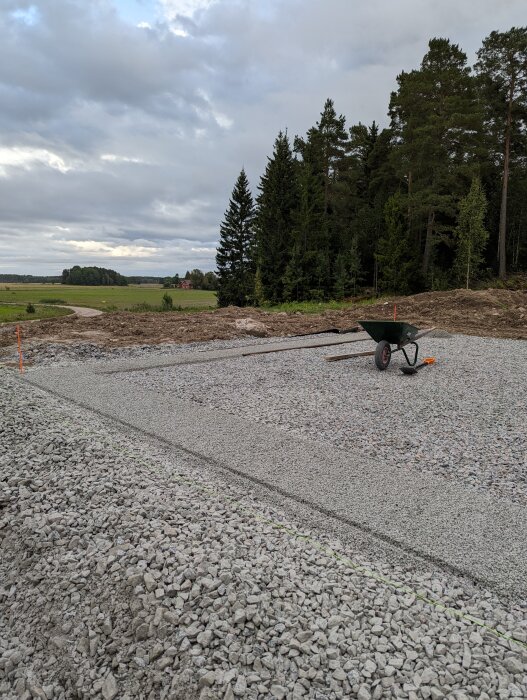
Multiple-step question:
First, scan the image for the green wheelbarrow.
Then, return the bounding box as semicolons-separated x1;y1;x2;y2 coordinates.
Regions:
325;320;435;370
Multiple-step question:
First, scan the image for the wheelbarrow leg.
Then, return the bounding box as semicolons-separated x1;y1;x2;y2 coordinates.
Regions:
400;342;419;367
374;340;392;370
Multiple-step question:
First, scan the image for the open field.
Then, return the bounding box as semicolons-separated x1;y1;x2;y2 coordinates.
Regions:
1;331;526;699
0;288;526;356
0;283;217;311
0;303;72;324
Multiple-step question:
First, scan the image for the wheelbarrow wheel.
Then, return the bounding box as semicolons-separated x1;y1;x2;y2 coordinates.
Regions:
374;340;391;370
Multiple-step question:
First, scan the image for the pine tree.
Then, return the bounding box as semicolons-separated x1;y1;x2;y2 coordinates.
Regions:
216;169;256;307
256;132;299;304
390;38;483;282
454;178;489;288
476;27;527;279
376;192;418;295
507;171;527;271
317;99;350;217
315;99;351;277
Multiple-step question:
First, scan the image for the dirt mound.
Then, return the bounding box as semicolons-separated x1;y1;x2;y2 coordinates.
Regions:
0;289;525;352
368;289;527;339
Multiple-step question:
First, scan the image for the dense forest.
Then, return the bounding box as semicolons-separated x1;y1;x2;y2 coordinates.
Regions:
216;30;527;306
61;266;128;286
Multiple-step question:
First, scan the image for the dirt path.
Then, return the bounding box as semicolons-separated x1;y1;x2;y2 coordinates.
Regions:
0;302;103;318
0;288;525;350
62;305;103;317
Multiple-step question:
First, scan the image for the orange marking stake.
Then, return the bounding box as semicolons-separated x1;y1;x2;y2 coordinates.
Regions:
16;324;24;374
393;304;397;321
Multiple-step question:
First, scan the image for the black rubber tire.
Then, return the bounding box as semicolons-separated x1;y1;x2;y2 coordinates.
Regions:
374;340;392;370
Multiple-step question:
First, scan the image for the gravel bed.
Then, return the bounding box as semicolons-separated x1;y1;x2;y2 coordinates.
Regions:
2;369;527;699
0;335;325;369
123;335;527;505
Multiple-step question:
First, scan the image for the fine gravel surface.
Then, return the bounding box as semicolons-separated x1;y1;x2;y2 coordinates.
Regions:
1;369;527;700
124;334;527;505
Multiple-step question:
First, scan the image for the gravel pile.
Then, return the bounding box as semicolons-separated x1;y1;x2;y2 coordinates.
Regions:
1;369;527;699
124;335;527;504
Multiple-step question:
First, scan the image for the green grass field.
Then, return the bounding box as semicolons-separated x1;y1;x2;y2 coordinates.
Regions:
261;296;383;314
0;283;383;317
0;284;217;311
0;304;73;324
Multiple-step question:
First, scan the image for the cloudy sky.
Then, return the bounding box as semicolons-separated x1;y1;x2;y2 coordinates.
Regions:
1;0;525;276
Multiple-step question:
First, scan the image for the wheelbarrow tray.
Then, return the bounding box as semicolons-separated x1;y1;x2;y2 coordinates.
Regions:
325;322;435;366
358;320;419;346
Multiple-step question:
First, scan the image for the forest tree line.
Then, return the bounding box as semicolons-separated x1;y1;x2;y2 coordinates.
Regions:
57;267;218;288
162;269;218;290
216;29;527;307
61;266;128;286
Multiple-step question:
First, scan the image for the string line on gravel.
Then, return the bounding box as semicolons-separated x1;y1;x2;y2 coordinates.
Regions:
63;418;527;654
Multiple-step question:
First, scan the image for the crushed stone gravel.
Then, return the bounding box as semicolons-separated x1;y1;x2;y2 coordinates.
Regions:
0;336;327;369
1;368;527;699
122;334;527;505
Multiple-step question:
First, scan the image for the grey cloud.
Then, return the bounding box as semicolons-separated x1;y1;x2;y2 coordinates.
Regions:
0;0;526;275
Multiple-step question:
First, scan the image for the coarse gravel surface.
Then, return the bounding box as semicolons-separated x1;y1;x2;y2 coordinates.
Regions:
0;335;332;369
123;334;527;505
24;342;527;597
1;368;527;700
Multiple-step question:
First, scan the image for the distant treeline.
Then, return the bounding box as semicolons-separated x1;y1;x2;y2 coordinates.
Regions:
1;270;218;288
216;29;527;307
61;266;128;286
0;274;61;283
127;276;164;284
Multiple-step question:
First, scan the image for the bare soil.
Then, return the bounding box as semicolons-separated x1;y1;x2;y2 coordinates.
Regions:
1;289;526;353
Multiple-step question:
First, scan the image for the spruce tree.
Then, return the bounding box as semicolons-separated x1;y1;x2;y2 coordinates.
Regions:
347;235;363;296
256;132;299;304
376;193;418;295
290;133;326;300
348;123;397;286
333;236;362;299
476;27;527;279
454;178;489;288
333;254;348;300
282;244;303;302
293;100;350;299
216;169;256;307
